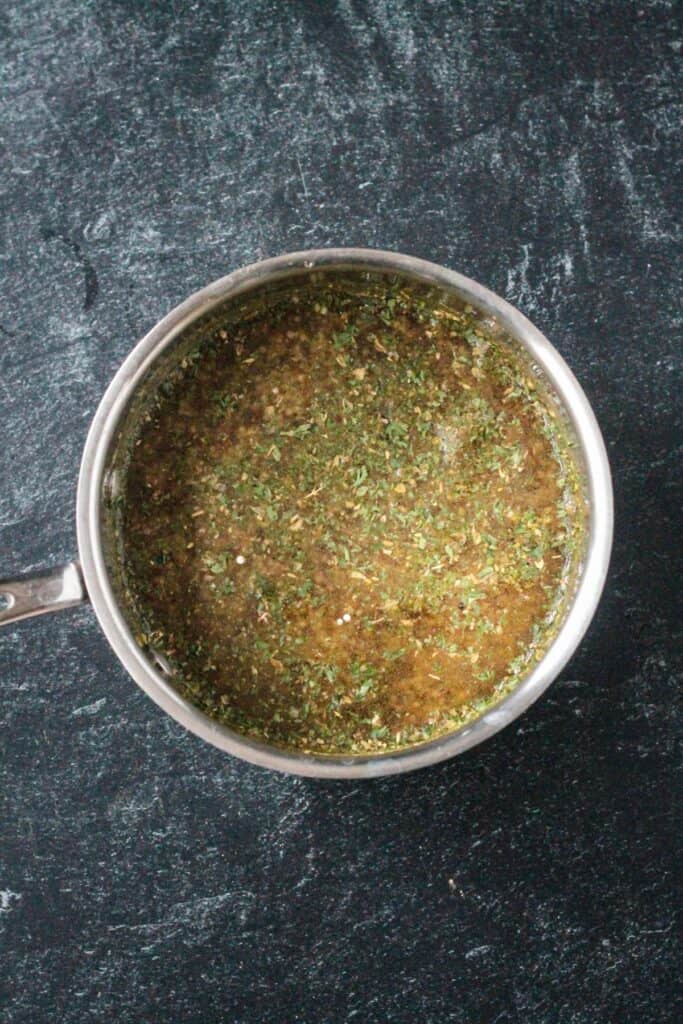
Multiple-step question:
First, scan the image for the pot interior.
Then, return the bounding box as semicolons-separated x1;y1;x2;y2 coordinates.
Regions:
96;263;590;765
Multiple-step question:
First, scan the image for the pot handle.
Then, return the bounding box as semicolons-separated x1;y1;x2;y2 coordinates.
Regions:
0;561;86;627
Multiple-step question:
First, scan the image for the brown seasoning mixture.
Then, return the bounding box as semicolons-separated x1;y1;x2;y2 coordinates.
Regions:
118;276;583;754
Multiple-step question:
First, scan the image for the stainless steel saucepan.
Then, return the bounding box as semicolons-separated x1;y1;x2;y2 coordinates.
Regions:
0;249;613;777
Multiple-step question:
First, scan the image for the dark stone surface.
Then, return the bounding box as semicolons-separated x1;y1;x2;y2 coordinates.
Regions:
1;2;680;1021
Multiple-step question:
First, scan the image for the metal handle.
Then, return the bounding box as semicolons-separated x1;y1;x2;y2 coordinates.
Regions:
0;561;86;627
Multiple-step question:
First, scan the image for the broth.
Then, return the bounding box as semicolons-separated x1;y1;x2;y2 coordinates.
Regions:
116;275;584;754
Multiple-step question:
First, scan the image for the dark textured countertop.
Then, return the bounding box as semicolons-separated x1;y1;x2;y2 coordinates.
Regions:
1;3;680;1021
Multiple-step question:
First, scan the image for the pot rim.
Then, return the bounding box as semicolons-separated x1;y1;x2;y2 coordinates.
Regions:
76;248;613;778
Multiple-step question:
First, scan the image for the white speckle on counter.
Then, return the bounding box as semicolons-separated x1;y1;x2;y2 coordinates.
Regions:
71;698;107;717
107;890;256;953
505;243;535;313
0;890;22;915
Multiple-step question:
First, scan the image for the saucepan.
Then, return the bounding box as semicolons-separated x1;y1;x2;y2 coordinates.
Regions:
0;249;613;777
